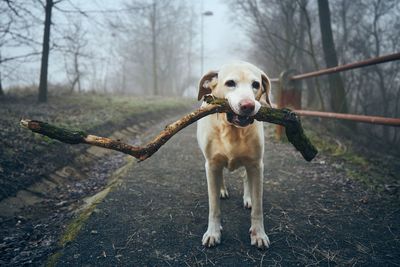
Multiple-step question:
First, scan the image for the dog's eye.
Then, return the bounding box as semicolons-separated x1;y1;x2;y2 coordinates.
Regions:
225;80;236;87
252;81;260;89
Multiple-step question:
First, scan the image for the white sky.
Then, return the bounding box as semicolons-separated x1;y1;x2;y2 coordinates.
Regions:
202;0;251;71
2;0;250;89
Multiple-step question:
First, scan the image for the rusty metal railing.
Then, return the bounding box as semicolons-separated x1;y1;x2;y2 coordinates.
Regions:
271;52;400;139
294;110;400;127
270;53;400;131
270;52;400;83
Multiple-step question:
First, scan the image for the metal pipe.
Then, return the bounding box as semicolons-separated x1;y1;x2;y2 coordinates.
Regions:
294;110;400;127
269;52;400;82
268;53;400;127
293;52;400;80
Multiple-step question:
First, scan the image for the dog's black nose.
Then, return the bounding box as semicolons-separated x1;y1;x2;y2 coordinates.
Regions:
239;99;255;114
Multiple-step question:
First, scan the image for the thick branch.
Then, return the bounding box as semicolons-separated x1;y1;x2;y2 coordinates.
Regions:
202;96;317;161
20;97;318;162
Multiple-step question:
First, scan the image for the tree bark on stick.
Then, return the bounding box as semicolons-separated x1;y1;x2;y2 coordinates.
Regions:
20;96;318;162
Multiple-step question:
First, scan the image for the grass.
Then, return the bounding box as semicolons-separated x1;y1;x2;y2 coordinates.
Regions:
302;119;399;193
0;91;195;200
43;93;194;131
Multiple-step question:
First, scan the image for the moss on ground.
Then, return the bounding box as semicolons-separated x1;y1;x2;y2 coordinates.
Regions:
302;120;399;193
46;157;136;266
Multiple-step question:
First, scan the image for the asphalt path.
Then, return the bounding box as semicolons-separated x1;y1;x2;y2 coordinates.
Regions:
55;117;400;266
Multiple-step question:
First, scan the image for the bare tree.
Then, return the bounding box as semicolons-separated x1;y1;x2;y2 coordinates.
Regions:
0;51;3;96
317;0;348;113
150;0;158;95
230;0;328;112
0;0;42;93
229;0;400;147
113;0;197;96
334;0;400;144
38;0;54;103
63;20;88;93
231;0;306;75
0;62;3;96
297;0;325;110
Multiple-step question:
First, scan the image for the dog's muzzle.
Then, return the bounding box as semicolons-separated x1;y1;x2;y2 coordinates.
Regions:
226;112;254;127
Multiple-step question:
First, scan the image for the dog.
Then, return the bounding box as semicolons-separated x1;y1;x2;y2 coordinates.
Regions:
196;61;272;249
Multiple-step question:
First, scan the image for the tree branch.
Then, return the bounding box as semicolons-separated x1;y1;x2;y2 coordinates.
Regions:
0;51;41;63
20;96;318;162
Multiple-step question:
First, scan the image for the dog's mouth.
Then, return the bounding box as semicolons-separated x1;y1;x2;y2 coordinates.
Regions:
226;112;254;127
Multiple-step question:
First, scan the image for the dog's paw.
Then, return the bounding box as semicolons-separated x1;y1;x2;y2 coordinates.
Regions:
249;226;270;249
243;197;252;209
220;188;229;199
202;228;221;247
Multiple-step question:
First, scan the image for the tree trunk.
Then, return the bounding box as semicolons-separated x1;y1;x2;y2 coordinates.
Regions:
38;0;53;103
151;1;159;95
77;75;81;93
70;77;78;93
73;52;81;93
300;1;325;110
317;0;347;113
0;52;4;96
0;73;4;96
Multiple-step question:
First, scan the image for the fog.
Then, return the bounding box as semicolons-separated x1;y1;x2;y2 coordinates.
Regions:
1;2;400;265
1;0;400;144
1;0;250;96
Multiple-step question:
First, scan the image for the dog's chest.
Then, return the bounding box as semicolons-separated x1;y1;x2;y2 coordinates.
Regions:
207;124;263;170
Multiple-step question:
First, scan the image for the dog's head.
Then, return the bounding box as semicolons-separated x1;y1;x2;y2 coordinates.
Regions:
198;62;271;127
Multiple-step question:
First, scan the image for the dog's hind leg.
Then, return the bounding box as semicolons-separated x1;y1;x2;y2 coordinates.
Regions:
202;160;223;247
220;176;229;199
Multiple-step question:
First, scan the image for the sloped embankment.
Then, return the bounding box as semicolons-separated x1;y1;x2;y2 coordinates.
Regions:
0;93;193;201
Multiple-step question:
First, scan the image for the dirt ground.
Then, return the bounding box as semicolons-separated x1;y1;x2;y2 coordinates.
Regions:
0;94;192;266
0;93;190;201
52;118;400;266
1;93;399;266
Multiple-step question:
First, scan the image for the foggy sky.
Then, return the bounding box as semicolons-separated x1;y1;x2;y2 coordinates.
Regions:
3;0;250;90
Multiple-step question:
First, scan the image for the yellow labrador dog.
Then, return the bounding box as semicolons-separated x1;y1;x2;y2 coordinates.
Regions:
197;62;272;249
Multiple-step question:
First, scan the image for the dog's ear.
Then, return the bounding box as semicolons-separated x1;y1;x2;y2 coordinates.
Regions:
198;70;218;101
261;73;272;106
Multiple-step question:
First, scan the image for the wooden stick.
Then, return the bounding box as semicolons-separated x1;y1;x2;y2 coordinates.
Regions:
20;96;318;162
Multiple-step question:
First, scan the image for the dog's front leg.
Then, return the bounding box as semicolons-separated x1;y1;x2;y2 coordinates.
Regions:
202;160;223;247
246;161;270;249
